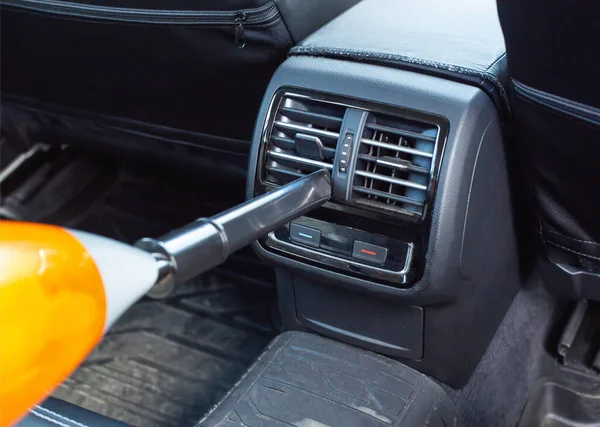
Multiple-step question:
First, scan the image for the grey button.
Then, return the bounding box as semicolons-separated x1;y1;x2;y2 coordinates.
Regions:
352;241;388;265
290;223;321;248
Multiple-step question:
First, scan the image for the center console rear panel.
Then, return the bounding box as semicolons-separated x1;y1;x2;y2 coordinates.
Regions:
247;56;520;388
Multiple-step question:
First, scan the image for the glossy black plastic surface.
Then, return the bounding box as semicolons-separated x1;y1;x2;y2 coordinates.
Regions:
269;216;412;284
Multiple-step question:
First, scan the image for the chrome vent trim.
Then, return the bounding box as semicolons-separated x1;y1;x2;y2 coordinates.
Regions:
260;90;448;223
262;94;345;186
354;170;427;191
267;151;334;170
273;121;340;141
265;232;414;283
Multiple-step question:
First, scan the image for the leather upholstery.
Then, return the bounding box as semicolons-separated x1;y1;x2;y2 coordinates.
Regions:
275;0;362;43
497;0;600;275
67;0;273;9
16;398;129;427
290;0;509;116
0;0;361;147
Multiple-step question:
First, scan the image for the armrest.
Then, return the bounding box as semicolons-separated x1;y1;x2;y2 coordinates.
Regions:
290;0;509;116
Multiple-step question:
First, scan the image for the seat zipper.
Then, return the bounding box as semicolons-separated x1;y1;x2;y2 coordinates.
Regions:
513;79;600;126
234;12;247;49
1;0;279;48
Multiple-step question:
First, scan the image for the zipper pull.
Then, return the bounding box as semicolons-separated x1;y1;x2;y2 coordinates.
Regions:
234;12;247;49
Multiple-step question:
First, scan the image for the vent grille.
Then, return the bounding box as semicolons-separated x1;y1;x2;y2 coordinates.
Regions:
351;112;439;219
263;95;345;186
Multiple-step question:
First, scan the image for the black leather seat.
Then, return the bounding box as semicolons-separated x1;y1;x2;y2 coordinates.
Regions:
497;0;600;296
0;0;361;151
16;398;129;427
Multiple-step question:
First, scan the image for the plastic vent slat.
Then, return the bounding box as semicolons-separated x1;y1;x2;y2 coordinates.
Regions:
354;198;422;218
279;107;344;129
365;123;437;142
271;135;296;151
352;186;424;207
361;138;433;158
355;170;428;191
267;150;334;170
274;121;340;142
322;147;337;159
358;154;429;175
263;94;345;187
266;166;305;179
264;94;442;222
351;109;440;220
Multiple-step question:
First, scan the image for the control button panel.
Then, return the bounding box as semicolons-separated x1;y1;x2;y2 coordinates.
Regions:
352;241;388;265
290;223;321;248
338;132;353;174
267;217;413;284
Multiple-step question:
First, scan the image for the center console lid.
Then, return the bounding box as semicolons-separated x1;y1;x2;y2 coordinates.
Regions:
290;0;509;116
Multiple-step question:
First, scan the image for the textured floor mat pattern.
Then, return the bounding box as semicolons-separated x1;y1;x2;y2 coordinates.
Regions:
199;332;458;427
0;147;278;427
54;274;276;427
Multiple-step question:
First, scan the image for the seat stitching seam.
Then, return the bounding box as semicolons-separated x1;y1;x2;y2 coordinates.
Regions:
547;241;600;261
290;46;511;111
30;410;72;427
34;405;91;427
546;229;600;245
486;52;507;72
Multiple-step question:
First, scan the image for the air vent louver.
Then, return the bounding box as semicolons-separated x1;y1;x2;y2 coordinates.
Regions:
263;95;345;186
351;112;439;220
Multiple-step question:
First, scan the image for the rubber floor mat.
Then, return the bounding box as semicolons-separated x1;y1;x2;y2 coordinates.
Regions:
1;147;278;426
53;273;276;427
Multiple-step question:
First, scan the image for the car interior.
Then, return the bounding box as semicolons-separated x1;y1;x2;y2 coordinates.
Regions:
1;0;600;426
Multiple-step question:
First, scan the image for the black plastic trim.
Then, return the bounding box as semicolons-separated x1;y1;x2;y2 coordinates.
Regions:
255;87;449;287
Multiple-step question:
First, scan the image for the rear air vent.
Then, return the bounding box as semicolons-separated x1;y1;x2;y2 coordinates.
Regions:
351;112;439;220
263;95;346;186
